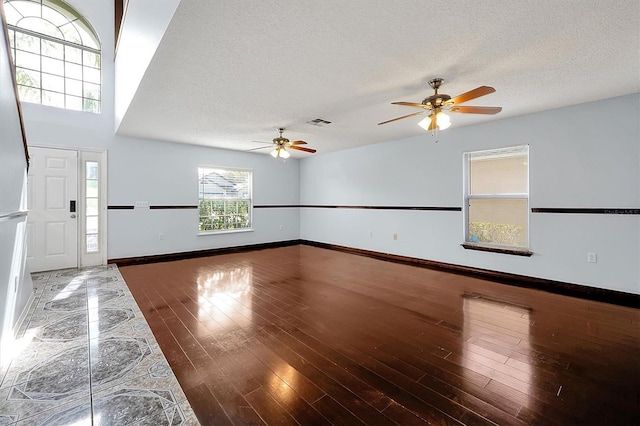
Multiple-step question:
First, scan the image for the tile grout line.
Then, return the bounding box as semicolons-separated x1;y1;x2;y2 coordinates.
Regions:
85;276;96;426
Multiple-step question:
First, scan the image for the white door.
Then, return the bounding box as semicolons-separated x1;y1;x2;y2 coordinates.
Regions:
27;147;78;272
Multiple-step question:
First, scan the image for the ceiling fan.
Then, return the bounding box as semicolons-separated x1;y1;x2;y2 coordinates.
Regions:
248;128;317;159
378;78;502;131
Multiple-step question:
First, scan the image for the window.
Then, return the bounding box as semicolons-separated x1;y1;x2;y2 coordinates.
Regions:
84;160;99;253
4;0;101;113
463;145;529;251
198;167;252;233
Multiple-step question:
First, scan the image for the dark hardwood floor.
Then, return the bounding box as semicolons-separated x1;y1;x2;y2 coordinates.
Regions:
119;245;640;425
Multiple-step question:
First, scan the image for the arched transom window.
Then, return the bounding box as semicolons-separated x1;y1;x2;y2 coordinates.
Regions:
3;0;101;113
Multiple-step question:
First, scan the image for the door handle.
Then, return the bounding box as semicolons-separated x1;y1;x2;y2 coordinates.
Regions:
70;214;77;218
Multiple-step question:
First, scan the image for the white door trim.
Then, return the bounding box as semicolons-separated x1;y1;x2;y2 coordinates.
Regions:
29;145;108;270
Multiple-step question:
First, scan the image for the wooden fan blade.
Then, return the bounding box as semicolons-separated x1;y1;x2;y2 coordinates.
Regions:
378;111;424;125
246;145;273;152
391;101;427;109
290;140;307;145
428;114;437;131
449;106;502;114
289;146;316;154
449;86;496;105
251;140;273;145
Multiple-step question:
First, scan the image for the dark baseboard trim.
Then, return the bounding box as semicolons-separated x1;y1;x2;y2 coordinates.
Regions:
107;205;134;210
109;239;303;267
300;240;640;309
108;238;639;308
532;208;640;215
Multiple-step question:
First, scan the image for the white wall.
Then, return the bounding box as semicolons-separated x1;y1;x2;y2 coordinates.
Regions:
299;93;640;294
114;0;181;129
22;120;301;259
18;0;300;261
0;6;32;367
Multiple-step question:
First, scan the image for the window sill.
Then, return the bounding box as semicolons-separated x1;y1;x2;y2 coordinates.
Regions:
198;228;254;236
461;243;533;257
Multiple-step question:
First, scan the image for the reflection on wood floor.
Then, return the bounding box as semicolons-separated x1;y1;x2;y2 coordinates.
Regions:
120;245;640;425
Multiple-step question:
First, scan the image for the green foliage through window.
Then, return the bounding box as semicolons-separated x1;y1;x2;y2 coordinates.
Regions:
198;167;252;232
468;222;525;247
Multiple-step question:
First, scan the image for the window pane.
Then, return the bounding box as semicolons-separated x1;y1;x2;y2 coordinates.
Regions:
86;180;98;197
16;67;40;87
42;56;64;75
15;32;40;54
86;216;99;234
20;17;63;39
83;50;100;68
18;85;41;103
59;22;81;44
42;39;64;59
83;66;100;84
65;62;82;79
42;6;70;27
83;82;100;100
9;0;41;18
66;78;82;96
86;162;99;179
86;198;99;216
469;150;528;195
15;50;40;71
8;29;15;48
42;90;65;108
42;73;64;92
4;6;21;26
65;45;82;64
83;98;100;113
86;234;98;253
468;198;528;247
65;94;83;111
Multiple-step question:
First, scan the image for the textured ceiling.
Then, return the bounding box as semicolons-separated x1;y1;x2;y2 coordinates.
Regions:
116;0;640;157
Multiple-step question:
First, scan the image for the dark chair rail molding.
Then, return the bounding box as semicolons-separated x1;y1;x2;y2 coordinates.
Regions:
110;204;463;211
108;205;197;210
107;205;640;215
532;208;640;215
256;205;463;211
149;205;198;210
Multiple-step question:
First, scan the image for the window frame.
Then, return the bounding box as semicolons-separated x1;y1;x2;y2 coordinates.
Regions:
462;145;531;255
197;166;253;235
4;0;101;113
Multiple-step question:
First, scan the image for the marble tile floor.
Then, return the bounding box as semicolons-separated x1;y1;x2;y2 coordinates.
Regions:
0;265;199;425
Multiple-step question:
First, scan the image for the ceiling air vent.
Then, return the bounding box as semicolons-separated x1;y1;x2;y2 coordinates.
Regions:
307;118;332;127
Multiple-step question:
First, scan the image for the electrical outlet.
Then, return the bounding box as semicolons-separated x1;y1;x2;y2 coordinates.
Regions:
279;225;283;231
135;200;149;208
587;252;597;263
368;230;372;237
159;233;164;240
393;233;398;240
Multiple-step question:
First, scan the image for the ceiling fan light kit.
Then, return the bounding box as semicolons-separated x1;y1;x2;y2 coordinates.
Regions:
248;128;317;159
379;78;502;134
270;146;290;159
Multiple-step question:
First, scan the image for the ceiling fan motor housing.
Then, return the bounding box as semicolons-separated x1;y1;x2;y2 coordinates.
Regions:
422;93;452;109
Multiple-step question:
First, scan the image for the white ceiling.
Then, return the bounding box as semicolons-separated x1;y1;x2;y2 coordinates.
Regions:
116;0;640;157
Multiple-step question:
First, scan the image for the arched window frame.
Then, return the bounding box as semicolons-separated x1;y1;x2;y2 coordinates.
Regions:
3;0;101;113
